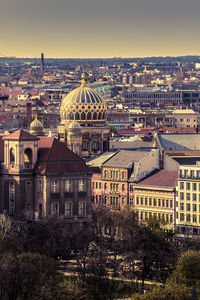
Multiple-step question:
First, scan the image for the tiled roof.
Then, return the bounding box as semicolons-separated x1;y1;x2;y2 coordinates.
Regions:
137;170;178;188
103;150;150;168
2;129;39;141
36;137;90;175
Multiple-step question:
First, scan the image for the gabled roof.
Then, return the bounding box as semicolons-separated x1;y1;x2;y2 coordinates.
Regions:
36;137;90;175
136;170;178;188
2;129;39;141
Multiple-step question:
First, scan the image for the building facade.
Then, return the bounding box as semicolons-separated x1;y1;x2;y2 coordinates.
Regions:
0;129;92;221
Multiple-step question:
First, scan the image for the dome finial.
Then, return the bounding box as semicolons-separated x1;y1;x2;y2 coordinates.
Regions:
81;68;86;87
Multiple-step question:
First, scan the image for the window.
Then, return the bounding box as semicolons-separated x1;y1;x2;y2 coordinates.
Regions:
130;197;133;207
170;215;173;223
193;204;197;212
116;184;119;192
153;198;156;206
149;198;152;206
180;182;184;190
104;183;107;190
166;214;169;222
65;179;73;192
92;182;95;188
130;185;133;192
65;202;73;216
26;181;31;189
170;200;173;208
51;202;59;216
180;213;184;221
78;201;86;216
193;183;197;191
162;199;165;207
122;171;125;180
141;197;143;205
96;182;98;189
186;203;191;211
145;198;147;205
99;183;101;189
122;184;125;192
136;197;139;205
116;171;119;179
166;200;169;208
193;194;197;201
180;203;184;211
186;214;191;222
180;192;184;200
78;179;86;192
104;196;107;204
186;182;190;190
140;212;143;220
186;193;190;201
51;181;59;193
104;170;107;178
122;197;125;205
193;215;197;223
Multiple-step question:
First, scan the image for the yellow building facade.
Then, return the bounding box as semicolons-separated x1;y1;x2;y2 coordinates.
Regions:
178;164;200;235
134;170;177;229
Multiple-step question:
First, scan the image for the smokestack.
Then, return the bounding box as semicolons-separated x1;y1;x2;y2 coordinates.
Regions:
41;53;44;73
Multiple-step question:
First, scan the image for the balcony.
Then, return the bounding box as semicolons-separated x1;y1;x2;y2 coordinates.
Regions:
78;191;87;197
50;193;60;199
64;192;73;198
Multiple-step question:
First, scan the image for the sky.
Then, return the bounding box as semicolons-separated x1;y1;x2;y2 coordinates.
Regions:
1;0;200;58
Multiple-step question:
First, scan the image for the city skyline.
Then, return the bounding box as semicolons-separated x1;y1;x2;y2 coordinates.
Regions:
1;0;200;58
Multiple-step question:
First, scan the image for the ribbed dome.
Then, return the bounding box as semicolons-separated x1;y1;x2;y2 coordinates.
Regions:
30;115;44;135
68;121;81;132
60;73;107;125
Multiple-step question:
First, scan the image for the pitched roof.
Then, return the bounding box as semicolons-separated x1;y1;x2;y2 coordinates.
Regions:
137;170;178;188
157;133;200;151
36;137;90;175
103;150;150;168
3;129;39;141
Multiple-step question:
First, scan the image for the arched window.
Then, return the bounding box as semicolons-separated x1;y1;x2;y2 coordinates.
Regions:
75;112;80;120
10;148;15;164
24;148;32;164
70;112;74;120
98;112;102;119
93;112;97;120
87;112;92;120
81;112;86;120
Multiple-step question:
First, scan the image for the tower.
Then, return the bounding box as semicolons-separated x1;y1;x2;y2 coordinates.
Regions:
41;53;44;73
2;130;39;216
67;121;82;157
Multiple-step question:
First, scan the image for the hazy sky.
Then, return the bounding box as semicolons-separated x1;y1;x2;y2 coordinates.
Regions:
1;0;200;58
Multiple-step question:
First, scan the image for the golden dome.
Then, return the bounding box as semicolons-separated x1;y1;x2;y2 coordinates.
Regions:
60;73;107;125
68;121;81;132
30;114;44;135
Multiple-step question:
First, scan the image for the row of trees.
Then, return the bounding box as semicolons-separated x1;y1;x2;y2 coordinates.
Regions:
0;205;200;299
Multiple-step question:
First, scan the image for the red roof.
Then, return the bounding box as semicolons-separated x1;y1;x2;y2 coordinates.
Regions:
137;170;178;188
3;130;39;141
35;137;90;175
